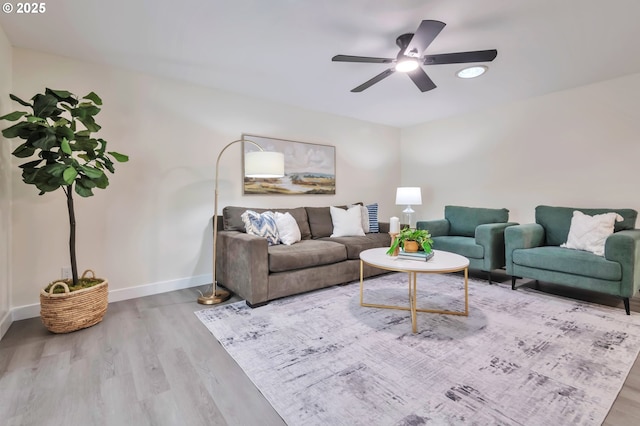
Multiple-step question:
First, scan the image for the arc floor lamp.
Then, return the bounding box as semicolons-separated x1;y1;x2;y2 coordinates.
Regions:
197;138;285;305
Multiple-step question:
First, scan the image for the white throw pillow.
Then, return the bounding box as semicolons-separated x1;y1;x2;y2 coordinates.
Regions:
561;210;624;256
350;204;370;233
330;205;365;237
274;212;301;245
360;206;370;233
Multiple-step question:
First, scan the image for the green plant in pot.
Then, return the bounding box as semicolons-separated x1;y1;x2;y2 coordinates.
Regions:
387;227;434;255
1;88;128;333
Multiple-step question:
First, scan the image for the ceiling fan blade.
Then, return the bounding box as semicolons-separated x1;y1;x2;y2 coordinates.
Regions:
404;20;446;57
332;54;394;64
423;49;497;65
407;68;436;92
351;68;395;92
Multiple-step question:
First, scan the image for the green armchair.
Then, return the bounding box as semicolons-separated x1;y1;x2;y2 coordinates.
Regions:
505;205;640;315
416;205;517;283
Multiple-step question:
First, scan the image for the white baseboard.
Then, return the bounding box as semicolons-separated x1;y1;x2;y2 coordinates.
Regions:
0;310;12;340
6;274;213;325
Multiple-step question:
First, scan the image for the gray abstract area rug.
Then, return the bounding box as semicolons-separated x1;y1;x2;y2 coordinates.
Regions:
195;273;640;425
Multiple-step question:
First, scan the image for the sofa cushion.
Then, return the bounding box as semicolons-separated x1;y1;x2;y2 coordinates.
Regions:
306;205;352;238
445;206;509;237
535;205;638;247
268;240;347;273
322;233;391;259
512;246;622;281
305;206;334;238
431;236;484;259
223;206;312;240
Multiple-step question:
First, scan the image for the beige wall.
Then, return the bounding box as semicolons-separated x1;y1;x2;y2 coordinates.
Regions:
9;48;401;308
401;72;640;224
0;23;12;335
6;45;640;315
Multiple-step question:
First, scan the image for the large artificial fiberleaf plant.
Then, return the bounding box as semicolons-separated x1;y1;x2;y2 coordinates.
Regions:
1;88;128;287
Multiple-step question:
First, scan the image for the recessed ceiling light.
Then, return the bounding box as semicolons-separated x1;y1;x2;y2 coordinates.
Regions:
395;59;419;73
456;65;488;79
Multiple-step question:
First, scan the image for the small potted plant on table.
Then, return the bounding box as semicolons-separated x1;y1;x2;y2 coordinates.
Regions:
387;227;433;255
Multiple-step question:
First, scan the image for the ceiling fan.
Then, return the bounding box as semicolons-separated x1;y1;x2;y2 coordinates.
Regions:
332;20;497;93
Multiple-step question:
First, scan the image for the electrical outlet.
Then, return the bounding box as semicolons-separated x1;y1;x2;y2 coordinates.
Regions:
61;267;72;280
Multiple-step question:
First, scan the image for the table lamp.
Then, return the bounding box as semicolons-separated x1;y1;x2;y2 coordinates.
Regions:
395;187;422;229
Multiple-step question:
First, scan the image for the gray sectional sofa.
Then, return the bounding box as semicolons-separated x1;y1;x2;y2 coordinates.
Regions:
216;205;391;307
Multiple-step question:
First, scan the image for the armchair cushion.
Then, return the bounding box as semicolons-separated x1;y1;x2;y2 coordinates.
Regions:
445;205;509;237
535;205;637;246
512;246;622;281
431;236;484;259
416;219;449;237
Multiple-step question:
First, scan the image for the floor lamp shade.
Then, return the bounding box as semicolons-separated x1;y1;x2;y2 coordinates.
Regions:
245;151;285;177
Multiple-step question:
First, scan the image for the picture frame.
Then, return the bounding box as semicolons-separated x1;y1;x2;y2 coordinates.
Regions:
242;134;336;195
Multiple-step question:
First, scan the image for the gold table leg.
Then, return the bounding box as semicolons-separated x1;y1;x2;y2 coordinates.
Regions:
360;264;470;333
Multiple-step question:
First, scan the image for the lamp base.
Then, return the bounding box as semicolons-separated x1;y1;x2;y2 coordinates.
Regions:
197;288;231;305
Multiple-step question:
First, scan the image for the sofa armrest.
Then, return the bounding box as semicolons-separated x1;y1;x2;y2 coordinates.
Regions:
605;229;640;297
505;224;545;274
416;219;449;237
475;222;519;270
216;230;270;305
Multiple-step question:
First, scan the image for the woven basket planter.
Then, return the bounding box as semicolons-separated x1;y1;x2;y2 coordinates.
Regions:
40;270;108;334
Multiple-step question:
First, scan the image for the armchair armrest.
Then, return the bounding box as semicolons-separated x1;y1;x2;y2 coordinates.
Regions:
475;222;519;270
605;230;640;297
505;224;545;274
216;230;270;305
416;219;449;237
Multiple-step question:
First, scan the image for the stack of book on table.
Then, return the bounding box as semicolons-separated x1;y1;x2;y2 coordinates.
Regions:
398;249;435;261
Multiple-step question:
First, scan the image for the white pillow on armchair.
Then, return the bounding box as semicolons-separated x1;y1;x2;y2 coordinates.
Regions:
561;210;623;256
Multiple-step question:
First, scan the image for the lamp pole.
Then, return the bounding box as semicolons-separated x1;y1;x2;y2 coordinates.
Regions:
198;138;265;305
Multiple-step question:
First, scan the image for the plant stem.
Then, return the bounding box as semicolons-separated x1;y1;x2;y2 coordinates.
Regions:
65;185;79;286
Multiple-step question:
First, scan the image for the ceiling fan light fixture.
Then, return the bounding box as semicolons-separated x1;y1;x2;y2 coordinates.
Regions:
456;65;488;79
395;58;419;73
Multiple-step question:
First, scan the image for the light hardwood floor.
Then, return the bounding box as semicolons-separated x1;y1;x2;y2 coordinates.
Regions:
1;275;639;425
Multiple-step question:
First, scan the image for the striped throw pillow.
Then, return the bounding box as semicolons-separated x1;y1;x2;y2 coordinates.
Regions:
366;203;379;233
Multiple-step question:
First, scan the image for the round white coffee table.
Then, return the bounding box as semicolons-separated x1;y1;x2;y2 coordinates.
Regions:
359;247;470;333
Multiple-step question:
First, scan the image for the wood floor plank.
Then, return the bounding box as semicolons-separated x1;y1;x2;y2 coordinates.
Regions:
0;282;637;425
101;373;151;426
0;365;37;420
158;347;227;425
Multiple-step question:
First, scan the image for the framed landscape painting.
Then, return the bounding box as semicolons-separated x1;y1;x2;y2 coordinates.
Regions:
242;134;336;195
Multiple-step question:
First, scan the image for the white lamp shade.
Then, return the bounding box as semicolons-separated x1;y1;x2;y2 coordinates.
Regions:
395;187;422;205
244;151;285;178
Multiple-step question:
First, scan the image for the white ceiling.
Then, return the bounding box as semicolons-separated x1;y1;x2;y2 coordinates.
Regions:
2;0;640;128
